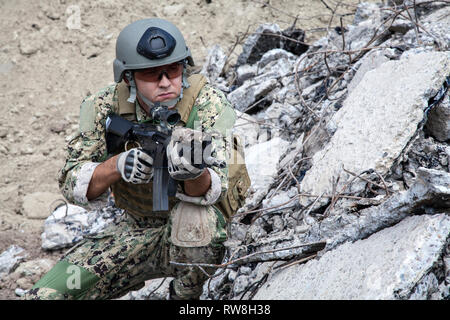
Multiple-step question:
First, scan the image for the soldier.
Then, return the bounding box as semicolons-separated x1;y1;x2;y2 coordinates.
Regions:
24;18;237;300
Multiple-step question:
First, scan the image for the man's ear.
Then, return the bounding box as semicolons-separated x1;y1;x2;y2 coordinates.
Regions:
123;77;129;85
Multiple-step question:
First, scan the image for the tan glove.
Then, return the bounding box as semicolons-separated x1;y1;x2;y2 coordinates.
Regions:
166;127;212;181
116;148;153;184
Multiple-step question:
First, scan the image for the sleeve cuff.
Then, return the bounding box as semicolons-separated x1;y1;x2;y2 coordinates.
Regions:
175;168;222;206
73;162;101;204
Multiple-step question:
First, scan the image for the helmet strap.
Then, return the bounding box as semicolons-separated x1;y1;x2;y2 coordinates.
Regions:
124;71;138;104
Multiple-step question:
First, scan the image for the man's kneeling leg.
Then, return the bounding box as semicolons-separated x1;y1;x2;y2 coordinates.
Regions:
23;260;100;300
168;202;227;299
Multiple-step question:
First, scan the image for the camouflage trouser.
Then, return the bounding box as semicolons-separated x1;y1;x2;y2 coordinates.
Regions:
23;202;227;300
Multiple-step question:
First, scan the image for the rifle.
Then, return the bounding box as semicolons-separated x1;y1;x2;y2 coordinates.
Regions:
105;106;220;212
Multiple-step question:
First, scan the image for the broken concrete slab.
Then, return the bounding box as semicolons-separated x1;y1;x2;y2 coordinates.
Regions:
0;246;27;279
425;91;450;142
235;64;257;85
257;48;296;70
118;278;172;300
237;24;282;66
347;48;394;94
232;110;260;150
41;203;123;250
402;4;450;51
200;44;227;83
303;167;450;251
243;137;290;209
246;136;290;190
299;51;450;209
254;213;450;300
227;77;279;112
281;28;308;56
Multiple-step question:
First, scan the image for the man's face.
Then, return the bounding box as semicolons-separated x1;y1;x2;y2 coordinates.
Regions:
134;62;183;108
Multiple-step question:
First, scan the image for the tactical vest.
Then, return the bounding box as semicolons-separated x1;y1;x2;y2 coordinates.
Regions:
111;74;251;222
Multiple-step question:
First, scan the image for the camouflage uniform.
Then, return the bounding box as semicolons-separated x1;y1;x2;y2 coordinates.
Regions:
24;82;235;300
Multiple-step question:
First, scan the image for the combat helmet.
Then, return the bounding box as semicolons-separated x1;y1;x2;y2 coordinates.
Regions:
113;18;195;106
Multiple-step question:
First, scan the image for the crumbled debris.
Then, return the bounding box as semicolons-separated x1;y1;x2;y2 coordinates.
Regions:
200;0;450;300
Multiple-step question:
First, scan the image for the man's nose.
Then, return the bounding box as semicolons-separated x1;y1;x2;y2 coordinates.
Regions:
158;72;171;87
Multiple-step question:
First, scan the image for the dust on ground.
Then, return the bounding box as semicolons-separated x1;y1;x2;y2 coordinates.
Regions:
0;0;375;299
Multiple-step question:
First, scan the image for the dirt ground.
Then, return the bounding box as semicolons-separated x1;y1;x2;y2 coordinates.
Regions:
0;0;375;299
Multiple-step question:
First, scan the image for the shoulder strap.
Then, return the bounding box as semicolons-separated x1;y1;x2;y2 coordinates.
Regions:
176;74;208;123
117;81;135;118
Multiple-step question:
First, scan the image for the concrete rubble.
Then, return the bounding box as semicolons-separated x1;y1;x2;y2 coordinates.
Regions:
1;0;449;300
254;213;450;300
40;202;124;250
198;0;450;300
0;246;27;280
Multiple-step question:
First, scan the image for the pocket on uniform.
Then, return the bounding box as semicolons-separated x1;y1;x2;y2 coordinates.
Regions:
170;202;212;248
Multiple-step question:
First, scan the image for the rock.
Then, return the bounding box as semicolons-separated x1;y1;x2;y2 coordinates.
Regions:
254;213;450;300
244;137;290;207
279;136;303;169
299;51;450;209
263;102;302;128
200;269;231;300
235;64;257;85
257;48;296;70
233;275;250;296
304;168;450;251
41;203;123;250
0;246;27;279
237;23;308;66
425;91;450;142
389;15;414;34
281;28;308;56
262;191;292;210
118;278;172;300
239;266;252;276
16;277;34;290
347;49;393;94
237;24;282;66
21;192;62;219
12;258;55;280
200;44;227;83
49;120;69;134
353;2;382;25
0;185;20;214
409;273;440;300
41;205;87;250
232;110;260;150
15;288;28;297
19;32;43;55
399;5;450;50
228;77;278;112
229;222;248;242
162;4;186;16
258;58;293;81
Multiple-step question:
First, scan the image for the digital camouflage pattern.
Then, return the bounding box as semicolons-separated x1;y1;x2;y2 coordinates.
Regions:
24;204;226;300
24;81;235;300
